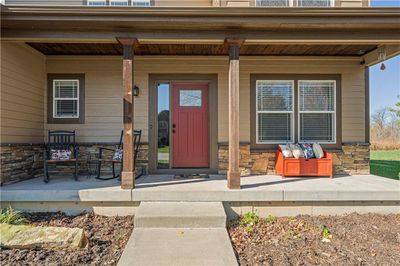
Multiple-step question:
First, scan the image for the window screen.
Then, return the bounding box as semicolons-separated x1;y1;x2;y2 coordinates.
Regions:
256;0;291;6
87;0;107;6
256;80;294;143
110;0;129;6
53;80;79;118
298;0;332;7
132;0;151;6
299;80;335;143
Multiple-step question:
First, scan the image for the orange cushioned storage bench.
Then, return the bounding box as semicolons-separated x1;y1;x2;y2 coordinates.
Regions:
275;150;333;178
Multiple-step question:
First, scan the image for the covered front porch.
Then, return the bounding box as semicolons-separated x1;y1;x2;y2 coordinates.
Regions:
2;5;400;190
1;174;399;217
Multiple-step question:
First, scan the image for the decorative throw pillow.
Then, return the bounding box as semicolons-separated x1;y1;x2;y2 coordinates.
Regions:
289;144;304;159
300;143;315;159
278;144;293;158
113;149;123;161
50;149;72;161
313;143;324;159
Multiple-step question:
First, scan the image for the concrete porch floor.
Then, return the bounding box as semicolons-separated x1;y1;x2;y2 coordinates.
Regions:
1;174;399;203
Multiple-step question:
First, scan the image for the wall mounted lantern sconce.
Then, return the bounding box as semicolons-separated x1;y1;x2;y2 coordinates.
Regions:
133;85;140;97
378;47;387;71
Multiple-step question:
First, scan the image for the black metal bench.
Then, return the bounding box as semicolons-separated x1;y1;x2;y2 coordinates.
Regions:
96;130;142;180
43;130;78;183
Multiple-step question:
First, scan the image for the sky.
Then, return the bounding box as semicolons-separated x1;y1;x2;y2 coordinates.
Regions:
370;0;400;7
369;0;400;114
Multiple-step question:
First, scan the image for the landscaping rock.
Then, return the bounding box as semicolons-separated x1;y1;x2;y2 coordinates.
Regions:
0;213;133;266
0;223;88;250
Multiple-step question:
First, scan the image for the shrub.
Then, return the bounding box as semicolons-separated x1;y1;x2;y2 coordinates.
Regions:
0;206;29;225
322;227;332;240
266;214;277;223
241;212;259;226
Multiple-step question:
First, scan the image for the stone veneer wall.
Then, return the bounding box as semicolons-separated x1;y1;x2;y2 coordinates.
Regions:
1;144;45;186
0;143;149;185
82;143;149;176
218;143;370;176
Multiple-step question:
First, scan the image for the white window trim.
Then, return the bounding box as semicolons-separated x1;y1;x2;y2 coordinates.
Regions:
255;0;294;7
110;0;129;6
87;0;107;6
53;79;80;119
131;0;151;6
298;0;334;7
256;80;295;144
298;80;336;144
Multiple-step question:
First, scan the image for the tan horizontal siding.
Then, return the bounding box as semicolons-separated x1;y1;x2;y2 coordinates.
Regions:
46;55;366;144
5;0;213;6
45;57;123;143
339;0;366;7
240;57;366;143
46;56;228;143
5;0;83;5
0;43;46;144
155;0;212;6
4;0;367;6
223;0;367;7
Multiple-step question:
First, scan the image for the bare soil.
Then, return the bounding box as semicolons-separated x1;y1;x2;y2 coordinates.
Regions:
0;212;133;266
229;213;400;266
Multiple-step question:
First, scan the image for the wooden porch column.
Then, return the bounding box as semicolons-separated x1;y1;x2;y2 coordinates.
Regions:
226;39;243;189
118;38;137;189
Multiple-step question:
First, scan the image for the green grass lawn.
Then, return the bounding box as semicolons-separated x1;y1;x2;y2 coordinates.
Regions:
370;150;400;180
158;146;170;153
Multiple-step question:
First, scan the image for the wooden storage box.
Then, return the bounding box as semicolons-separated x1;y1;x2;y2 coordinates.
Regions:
275;150;333;178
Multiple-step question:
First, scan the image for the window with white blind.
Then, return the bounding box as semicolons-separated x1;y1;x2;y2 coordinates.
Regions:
256;80;294;144
87;0;151;6
53;80;79;118
110;0;129;6
299;80;336;143
298;0;333;7
256;0;293;6
132;0;151;6
87;0;107;6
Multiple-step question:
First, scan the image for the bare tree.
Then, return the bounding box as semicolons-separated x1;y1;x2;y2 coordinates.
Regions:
371;108;389;134
370;107;400;150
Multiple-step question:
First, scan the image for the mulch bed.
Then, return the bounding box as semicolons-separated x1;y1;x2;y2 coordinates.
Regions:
0;212;133;266
229;213;400;266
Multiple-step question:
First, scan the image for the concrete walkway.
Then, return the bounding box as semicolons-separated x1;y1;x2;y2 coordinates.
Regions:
118;202;238;266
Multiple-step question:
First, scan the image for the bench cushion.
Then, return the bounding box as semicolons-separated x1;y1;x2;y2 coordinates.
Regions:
50;149;72;161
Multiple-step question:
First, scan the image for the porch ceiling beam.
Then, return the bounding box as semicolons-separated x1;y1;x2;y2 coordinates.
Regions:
226;38;244;190
362;45;400;67
2;29;400;44
2;6;400;18
2;6;400;35
118;37;138;190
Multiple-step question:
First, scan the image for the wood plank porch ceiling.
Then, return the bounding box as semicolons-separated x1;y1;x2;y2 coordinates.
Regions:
27;42;377;56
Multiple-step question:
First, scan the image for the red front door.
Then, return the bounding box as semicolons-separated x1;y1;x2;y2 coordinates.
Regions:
172;83;209;168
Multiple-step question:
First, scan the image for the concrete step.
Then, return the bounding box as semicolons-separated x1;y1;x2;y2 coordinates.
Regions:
134;202;227;228
118;228;238;266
